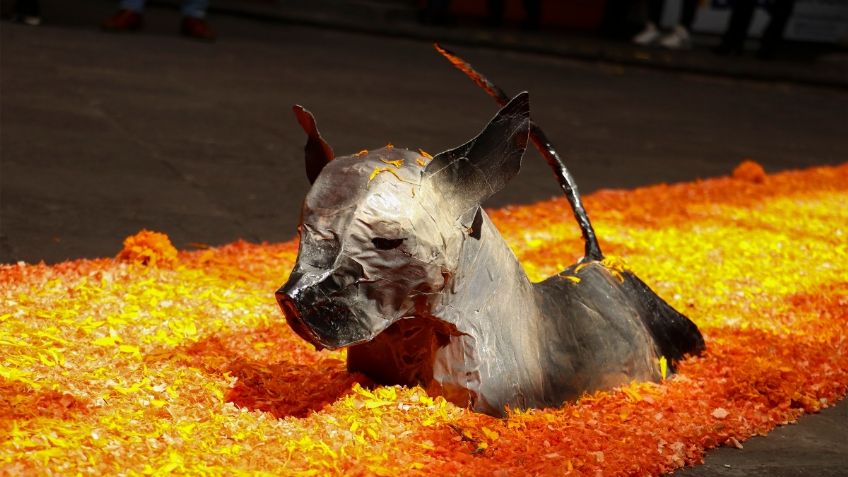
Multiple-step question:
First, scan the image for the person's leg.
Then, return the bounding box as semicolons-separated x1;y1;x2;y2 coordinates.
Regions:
523;0;541;28
181;0;208;18
104;0;145;30
659;0;696;49
647;0;663;26
633;0;662;44
15;0;39;17
120;0;145;13
759;0;796;57
487;0;505;26
180;0;215;40
717;0;755;53
680;0;697;30
420;0;452;25
14;0;40;23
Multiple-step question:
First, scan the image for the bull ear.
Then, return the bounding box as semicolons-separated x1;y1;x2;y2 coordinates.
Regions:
423;92;530;219
293;105;334;184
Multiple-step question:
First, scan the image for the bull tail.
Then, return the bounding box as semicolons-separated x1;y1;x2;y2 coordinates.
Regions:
434;43;603;262
620;270;706;364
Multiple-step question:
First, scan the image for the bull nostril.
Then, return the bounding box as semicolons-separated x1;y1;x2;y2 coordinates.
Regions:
276;291;299;319
275;290;325;351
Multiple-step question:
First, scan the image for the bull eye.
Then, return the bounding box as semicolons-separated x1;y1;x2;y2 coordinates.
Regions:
372;237;404;250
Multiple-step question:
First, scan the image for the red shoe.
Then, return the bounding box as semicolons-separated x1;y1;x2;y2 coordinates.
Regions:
102;10;143;32
180;17;216;42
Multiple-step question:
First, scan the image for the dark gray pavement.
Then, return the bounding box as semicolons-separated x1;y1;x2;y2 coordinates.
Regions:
678;402;847;476
1;3;846;475
198;0;848;89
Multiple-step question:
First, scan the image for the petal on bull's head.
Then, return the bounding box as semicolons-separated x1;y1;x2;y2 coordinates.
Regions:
423;92;530;221
293;104;334;184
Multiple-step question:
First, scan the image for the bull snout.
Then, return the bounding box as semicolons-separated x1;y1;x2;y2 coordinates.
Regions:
276;271;373;350
275;290;325;349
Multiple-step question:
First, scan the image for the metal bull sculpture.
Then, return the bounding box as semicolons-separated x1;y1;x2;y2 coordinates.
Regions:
276;48;705;417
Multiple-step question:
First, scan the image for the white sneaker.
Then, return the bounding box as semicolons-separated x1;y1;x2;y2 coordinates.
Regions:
632;23;660;46
659;25;692;50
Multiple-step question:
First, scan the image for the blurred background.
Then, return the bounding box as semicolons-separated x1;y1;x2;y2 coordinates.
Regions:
1;1;846;474
1;0;846;266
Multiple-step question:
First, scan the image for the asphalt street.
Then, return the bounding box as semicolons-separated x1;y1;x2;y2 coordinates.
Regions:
1;3;847;476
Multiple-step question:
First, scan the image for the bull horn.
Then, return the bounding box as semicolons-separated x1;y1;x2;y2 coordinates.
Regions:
292;104;334;184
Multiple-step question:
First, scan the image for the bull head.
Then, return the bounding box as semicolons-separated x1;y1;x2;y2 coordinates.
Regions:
276;93;530;350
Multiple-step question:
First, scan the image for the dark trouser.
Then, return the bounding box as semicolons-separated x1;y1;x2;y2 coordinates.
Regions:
421;0;451;24
648;0;697;29
760;0;796;55
488;0;541;27
15;0;40;17
720;0;796;53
